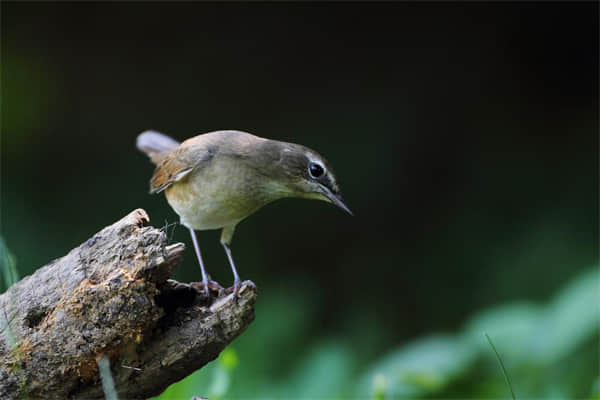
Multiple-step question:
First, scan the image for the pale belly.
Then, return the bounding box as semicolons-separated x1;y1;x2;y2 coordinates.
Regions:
164;163;271;230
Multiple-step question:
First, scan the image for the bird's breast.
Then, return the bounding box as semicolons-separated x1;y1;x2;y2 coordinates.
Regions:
164;158;278;230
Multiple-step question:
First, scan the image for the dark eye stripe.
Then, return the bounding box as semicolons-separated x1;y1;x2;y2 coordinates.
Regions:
309;162;324;178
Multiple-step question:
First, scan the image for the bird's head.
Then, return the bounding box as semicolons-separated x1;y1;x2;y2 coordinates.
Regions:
262;141;352;215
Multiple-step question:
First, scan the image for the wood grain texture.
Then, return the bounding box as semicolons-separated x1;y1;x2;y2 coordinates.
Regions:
0;209;256;399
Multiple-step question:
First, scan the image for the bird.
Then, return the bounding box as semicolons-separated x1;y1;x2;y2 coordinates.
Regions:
136;129;351;297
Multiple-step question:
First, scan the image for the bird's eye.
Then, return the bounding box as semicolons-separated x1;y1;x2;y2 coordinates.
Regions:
309;162;324;178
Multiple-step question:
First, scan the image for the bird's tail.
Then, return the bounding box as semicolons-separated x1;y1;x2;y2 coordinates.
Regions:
136;130;180;165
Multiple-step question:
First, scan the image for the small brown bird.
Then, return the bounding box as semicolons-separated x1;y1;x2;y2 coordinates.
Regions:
137;130;351;297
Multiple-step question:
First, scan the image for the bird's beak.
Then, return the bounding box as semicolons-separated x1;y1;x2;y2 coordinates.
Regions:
325;192;353;216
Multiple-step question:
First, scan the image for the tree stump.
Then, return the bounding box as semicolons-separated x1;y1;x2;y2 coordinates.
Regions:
0;209;256;399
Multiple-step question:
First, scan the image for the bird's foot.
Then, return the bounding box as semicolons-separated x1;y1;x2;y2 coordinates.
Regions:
190;281;210;299
240;280;256;290
209;279;224;291
190;280;223;299
226;280;256;300
232;278;241;299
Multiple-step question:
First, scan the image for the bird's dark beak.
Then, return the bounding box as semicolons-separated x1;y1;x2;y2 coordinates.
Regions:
326;192;353;216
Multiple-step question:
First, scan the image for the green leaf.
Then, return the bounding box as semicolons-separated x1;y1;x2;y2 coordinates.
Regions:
485;333;516;400
219;347;239;371
534;267;599;364
98;356;119;400
274;341;355;399
589;376;600;399
465;267;600;367
465;303;541;364
0;236;19;291
358;335;477;399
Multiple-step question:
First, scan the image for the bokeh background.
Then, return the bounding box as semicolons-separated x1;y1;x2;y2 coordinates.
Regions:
2;2;598;399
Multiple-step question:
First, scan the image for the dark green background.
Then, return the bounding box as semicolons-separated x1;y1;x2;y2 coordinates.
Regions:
2;2;598;399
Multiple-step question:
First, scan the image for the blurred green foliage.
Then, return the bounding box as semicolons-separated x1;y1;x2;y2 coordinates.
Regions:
153;267;598;400
98;356;119;400
0;236;19;351
0;236;19;292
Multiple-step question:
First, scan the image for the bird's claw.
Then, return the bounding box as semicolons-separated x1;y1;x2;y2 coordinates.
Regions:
190;280;223;299
241;280;256;290
230;279;257;300
209;279;224;291
232;279;241;299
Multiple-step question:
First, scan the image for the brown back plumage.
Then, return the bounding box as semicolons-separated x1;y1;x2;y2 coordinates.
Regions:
137;130;255;194
148;140;215;194
137;130;196;193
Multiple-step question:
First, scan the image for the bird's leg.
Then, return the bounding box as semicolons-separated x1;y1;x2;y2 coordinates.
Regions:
189;228;210;298
220;225;242;297
222;243;242;297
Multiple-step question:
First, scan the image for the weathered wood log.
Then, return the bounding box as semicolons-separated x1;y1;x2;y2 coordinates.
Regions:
0;209;256;399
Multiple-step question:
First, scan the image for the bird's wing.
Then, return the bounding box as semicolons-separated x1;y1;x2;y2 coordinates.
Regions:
149;139;216;194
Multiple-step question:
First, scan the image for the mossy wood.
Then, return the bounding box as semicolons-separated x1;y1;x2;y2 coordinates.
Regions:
0;209;256;399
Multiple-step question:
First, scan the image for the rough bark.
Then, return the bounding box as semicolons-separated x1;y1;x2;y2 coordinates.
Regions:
0;209;256;399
